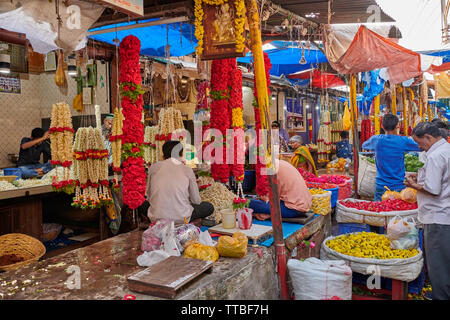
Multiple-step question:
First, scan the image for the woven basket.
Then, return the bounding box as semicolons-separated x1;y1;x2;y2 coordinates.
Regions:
0;233;46;272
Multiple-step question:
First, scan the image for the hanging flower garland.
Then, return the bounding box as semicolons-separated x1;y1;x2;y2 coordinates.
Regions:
143;125;159;165
72;127;111;209
194;0;246;56
252;52;272;197
49;102;75;193
195;81;211;155
110;107;124;191
210;58;232;183
119;35;147;210
229;59;245;183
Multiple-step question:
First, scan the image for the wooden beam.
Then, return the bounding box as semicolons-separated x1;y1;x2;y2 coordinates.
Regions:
91;1;193;28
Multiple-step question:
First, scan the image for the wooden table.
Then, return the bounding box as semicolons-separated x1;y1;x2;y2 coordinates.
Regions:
0;184;110;258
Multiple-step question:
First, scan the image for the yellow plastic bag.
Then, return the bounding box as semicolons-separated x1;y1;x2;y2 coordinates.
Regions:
343;101;351;130
217;231;248;258
72;93;83;112
400;188;417;203
183;242;219;262
381;186;402;201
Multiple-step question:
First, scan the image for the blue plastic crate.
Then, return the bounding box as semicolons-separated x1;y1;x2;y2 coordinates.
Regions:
338;223;371;235
3;167;21;179
326;186;339;208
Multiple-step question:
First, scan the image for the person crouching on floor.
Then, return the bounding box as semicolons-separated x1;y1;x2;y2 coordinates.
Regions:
146;140;214;225
249;159;312;221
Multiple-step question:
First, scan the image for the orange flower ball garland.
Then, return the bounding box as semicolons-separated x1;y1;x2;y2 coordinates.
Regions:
110;107;124;191
72;127;111;209
49;102;74;193
194;0;246;56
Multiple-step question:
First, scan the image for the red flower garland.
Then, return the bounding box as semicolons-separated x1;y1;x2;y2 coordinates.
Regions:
253;52;272;197
229;60;244;182
119;35;146;210
210;59;232;183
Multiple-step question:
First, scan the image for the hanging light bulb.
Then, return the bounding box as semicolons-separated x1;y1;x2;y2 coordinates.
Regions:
67;55;77;77
0;53;11;74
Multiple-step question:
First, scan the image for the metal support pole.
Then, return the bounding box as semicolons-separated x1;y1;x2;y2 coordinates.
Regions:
245;0;289;300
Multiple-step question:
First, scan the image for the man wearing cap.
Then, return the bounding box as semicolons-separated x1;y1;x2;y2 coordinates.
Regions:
102;114;114;166
102;113;114;141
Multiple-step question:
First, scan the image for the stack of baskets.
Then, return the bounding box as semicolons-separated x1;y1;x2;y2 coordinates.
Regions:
0;233;46;271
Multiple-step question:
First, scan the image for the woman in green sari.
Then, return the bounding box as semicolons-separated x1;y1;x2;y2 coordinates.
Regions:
289;135;318;176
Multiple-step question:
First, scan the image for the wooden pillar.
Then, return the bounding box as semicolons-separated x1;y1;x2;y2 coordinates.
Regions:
245;0;289;300
374;94;380;134
350;74;359;198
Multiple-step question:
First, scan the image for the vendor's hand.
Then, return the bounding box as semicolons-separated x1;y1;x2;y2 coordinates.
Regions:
404;175;419;190
43;131;50;140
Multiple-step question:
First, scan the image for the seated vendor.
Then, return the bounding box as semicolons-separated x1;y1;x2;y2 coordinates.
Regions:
146;140;214;225
289;135;318;175
249;159;312;221
17;128;52;179
335;131;353;160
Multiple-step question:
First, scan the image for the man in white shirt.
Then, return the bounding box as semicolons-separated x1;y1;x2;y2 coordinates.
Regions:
405;122;450;300
146;140;214;225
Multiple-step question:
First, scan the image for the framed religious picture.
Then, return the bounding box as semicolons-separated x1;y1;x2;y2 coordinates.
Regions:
44;51;57;72
195;0;247;60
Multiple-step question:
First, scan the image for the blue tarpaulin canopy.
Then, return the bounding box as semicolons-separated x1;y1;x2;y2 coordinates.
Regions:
88;19;197;57
237;41;327;77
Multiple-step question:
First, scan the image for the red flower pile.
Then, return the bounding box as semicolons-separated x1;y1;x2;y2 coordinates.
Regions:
119;35;146;210
340;199;418;212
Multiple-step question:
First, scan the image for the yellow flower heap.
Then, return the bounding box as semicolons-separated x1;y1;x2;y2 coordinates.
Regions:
326;232;419;260
194;0;246;56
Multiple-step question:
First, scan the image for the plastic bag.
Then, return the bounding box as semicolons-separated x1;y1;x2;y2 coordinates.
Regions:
72;93;83;112
137;250;171;267
183;242;219;262
381;187;402;201
287;258;352;300
198;230;216;247
343;101;351;131
141;219;171;252
175;224;200;248
217;231;248;258
387;216;418;250
400;188;417;203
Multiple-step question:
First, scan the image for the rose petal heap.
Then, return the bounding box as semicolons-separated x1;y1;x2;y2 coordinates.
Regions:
49;102;74;193
119;35;146;210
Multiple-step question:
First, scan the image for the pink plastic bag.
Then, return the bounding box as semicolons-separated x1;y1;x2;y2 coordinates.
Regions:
141;219;170;252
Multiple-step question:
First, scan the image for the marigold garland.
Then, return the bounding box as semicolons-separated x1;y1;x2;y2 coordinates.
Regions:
120;35;146;210
194;0;246;56
252;52;272;197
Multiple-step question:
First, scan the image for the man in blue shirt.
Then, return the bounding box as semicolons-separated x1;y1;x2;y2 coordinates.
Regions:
362;114;420;201
336;131;353;160
18;128;52;178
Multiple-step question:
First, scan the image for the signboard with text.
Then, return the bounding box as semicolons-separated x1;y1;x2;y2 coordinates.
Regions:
94;0;144;17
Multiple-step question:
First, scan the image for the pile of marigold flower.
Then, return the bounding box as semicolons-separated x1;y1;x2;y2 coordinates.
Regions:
326;232;419;259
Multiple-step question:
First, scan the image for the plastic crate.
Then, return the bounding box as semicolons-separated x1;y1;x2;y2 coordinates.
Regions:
3;167;21;179
327;186;339;208
338;223;371;235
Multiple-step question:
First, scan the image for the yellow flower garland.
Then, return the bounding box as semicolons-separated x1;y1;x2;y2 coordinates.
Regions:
194;0;246;56
232;107;244;128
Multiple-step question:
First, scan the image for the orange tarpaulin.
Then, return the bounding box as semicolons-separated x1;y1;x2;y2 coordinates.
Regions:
323;25;442;84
